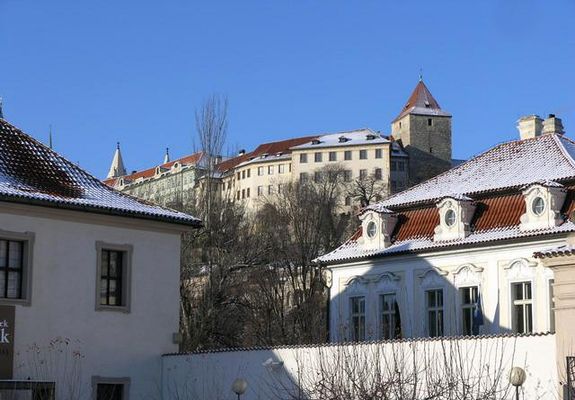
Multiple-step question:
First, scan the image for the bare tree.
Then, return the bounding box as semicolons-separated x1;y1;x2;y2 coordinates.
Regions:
347;173;389;208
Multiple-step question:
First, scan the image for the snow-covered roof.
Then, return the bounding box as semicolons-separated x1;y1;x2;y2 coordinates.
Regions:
317;222;575;264
371;134;575;209
318;132;575;264
290;129;389;150
0;119;201;227
533;244;575;259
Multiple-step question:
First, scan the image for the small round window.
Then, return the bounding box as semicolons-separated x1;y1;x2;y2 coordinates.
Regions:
366;221;377;238
532;197;545;215
445;209;456;226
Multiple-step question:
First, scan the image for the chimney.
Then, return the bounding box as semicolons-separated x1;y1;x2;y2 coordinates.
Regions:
542;114;565;135
517;115;543;140
238;149;246;156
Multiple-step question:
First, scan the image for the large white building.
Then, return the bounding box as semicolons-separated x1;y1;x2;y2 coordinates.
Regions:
317;115;572;343
0;118;200;399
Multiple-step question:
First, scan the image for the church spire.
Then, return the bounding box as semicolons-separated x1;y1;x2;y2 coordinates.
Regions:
164;147;170;164
107;142;127;179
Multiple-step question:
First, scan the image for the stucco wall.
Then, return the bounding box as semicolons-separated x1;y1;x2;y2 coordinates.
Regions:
329;236;562;342
162;334;558;400
0;203;182;399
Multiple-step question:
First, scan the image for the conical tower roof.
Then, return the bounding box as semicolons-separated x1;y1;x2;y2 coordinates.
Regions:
393;80;450;122
107;142;127;178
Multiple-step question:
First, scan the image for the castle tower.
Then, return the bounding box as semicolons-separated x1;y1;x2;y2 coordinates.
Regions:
107;142;127;179
391;79;452;185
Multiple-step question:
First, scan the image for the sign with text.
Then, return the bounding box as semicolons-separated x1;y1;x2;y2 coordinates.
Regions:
0;306;15;379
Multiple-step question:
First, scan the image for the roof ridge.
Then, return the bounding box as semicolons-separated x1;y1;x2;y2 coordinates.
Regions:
552;134;575;170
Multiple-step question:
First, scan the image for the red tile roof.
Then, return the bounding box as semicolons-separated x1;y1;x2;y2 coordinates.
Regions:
104;152;204;185
215;135;318;173
393;80;449;122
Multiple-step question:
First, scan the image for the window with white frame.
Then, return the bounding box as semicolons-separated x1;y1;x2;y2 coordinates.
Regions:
511;281;533;334
278;164;285;174
460;286;478;336
258;166;264;176
350;296;366;342
426;289;444;337
0;232;34;305
380;293;398;340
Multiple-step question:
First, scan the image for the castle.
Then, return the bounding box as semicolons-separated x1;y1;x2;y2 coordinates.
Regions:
104;79;454;211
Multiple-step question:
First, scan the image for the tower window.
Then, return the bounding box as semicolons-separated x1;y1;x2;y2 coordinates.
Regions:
428;118;433;126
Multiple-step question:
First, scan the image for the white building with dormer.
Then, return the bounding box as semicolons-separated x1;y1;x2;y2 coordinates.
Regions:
317;114;573;343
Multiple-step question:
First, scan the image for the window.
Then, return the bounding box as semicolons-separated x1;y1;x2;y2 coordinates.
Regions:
93;377;130;400
391;161;397;171
426;289;444;337
532;197;545;215
428;118;433;126
512;281;533;334
398;161;405;171
344;170;352;182
268;185;274;195
241;189;245;199
96;242;132;312
366;221;377;238
246;188;250;198
375;148;383;159
314;171;322;183
237;172;241;180
374;168;382;180
268;165;274;175
236;190;240;200
314;152;322;163
345;196;352;206
258;166;264;176
350;296;365;341
359;150;367;160
300;153;308;163
445;209;456;226
257;186;264;196
278;164;285;174
247;169;251;178
359;169;367;180
0;239;24;299
278;184;283;194
329;151;337;162
299;172;308;182
380;293;399;340
460;286;478;336
344;150;352;161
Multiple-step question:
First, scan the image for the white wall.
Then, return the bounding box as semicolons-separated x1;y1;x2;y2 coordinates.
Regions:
0;203;183;399
162;334;558;400
329;237;563;342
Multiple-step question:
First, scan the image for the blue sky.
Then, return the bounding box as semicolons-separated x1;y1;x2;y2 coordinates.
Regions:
1;1;574;178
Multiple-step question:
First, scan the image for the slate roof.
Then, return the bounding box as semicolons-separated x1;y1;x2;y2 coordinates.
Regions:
393;80;451;122
317;133;575;264
0;119;201;227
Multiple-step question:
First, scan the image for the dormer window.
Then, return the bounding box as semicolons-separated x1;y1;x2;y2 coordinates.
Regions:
366;221;377;238
532;197;545;215
520;181;566;231
359;208;398;250
366;134;376;141
338;136;349;143
312;139;321;145
445;209;456;226
433;195;476;242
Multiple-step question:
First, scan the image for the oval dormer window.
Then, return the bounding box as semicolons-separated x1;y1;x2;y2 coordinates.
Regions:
366;221;377;238
532;197;545;215
445;209;456;226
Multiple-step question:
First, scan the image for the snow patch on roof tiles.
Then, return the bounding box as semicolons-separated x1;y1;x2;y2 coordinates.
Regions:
0;119;201;227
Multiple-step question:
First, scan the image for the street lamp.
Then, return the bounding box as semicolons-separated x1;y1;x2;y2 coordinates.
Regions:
509;366;526;400
231;378;247;400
